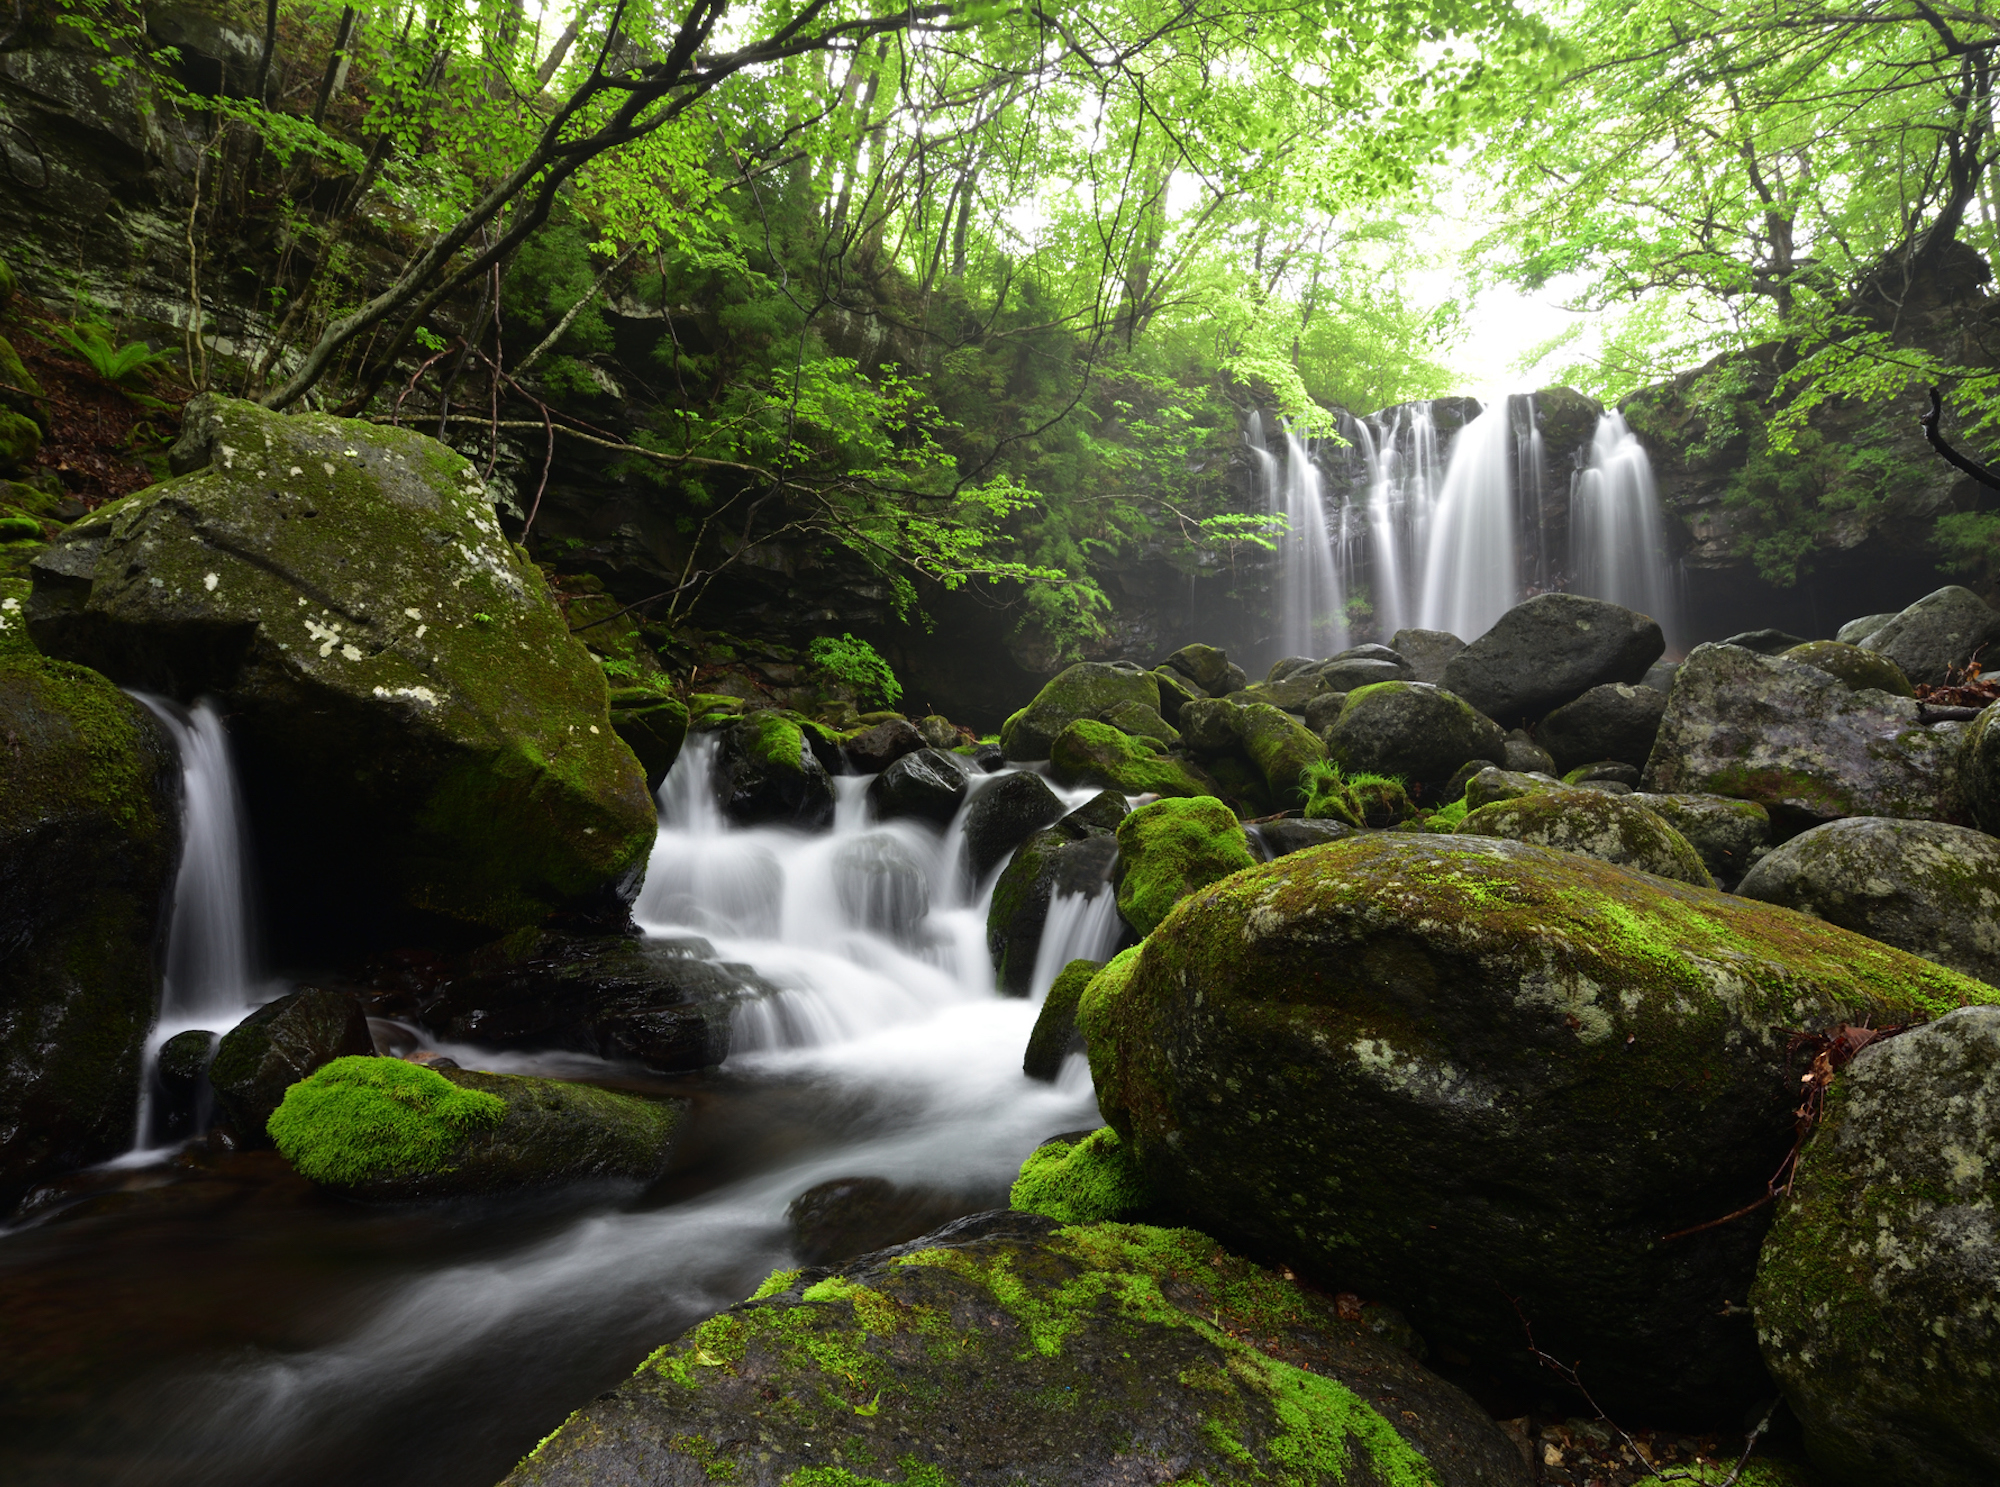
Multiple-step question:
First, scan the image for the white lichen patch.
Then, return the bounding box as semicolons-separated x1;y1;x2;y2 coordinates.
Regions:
203;572;219;591
372;685;440;707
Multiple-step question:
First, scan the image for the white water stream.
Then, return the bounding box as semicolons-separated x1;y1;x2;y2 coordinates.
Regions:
1574;410;1684;648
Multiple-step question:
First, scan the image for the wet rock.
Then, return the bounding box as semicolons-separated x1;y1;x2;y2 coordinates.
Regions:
504;1211;1534;1487
1161;642;1238;694
0;651;181;1206
986;793;1126;997
1113;796;1257;936
1249;818;1359;858
1735;817;2000;985
843;717;925;773
1460;784;1709;884
1627;793;1771;889
157;1030;219;1096
833;834;931;943
1324;681;1506;793
1720;628;1809;655
915;714;960;750
1442;592;1665;727
1643;643;1966;826
1835;611;1897;647
607;687;687;794
1780;640;1913;697
1855;584;2000;687
1536;683;1667;773
960;770;1066;883
209;988;375;1144
1080;832;2000;1419
1502;730;1557;775
1754;1007;2000;1485
999;661;1159;760
1098;698;1177;744
1008;1123;1153;1223
719;711;835;829
1048;719;1216;798
784;1175;969;1266
1023;957;1099;1081
966;741;1005;772
865;747;967;827
1390;626;1465;684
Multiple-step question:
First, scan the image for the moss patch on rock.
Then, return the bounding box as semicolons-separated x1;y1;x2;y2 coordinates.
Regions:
1048;718;1216;798
1000;662;1160;760
1009;1127;1153;1223
1781;640;1914;697
268;1055;508;1184
1113;795;1257;935
1459;785;1710;885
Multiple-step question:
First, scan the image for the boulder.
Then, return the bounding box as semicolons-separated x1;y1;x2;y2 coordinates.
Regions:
1022;956;1099;1081
1389;627;1465;684
1265;655;1316;682
1232;672;1329;712
1781;640;1913;698
843;717;924;773
915;714;960;750
986;793;1125;996
1161;642;1239;694
1753;1007;2000;1486
1643;643;1966;826
1302;688;1349;734
267;1056;686;1199
503;1211;1535;1487
1464;766;1557;811
1112;796;1256;936
1721;628;1809;655
1627;793;1771;888
1441;593;1665;727
833;834;930;944
1535;682;1667;773
1098;698;1177;744
1835;612;1896;647
1960;699;2000;835
719;712;834;829
1562;760;1640;789
209;987;375;1143
1249;818;1359;858
0;410;38;473
1501;730;1557;775
1048;719;1216;797
784;1175;968;1266
1310;655;1410;692
0;655;181;1205
1179;697;1326;806
155;1029;219;1141
1459;785;1709;884
1640;658;1680;694
0;334;43;424
606;686;688;793
25;395;655;934
1735;817;2000;985
1079;832;1999;1418
866;747;967;827
1855;584;2000;686
960;770;1066;882
1323;681;1506;793
1150;665;1203;723
1000;662;1159;760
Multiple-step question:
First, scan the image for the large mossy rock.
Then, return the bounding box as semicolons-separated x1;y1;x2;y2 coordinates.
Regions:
986;793;1125;996
1112;795;1256;936
1078;833;2000;1419
1781;640;1913;698
25;395;655;934
1853;584;2000;687
1441;593;1664;727
1049;718;1216;798
999;661;1159;760
1534;682;1667;773
268;1055;686;1200
209;987;375;1143
1735;817;2000;986
1752;1007;2000;1486
1022;956;1100;1080
503;1212;1534;1487
718;710;835;829
960;769;1066;882
1643;642;1966;825
1458;785;1710;885
1323;681;1505;793
0;653;181;1206
1179;695;1326;807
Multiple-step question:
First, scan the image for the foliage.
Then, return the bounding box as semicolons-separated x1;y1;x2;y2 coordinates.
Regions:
50;321;177;387
808;633;900;709
267;1055;506;1185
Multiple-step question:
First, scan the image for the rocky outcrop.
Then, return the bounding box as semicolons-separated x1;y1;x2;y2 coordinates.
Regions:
1442;593;1664;727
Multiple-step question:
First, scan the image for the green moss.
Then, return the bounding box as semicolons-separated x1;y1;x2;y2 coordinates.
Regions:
1782;640;1912;697
1024;956;1100;1079
1228;701;1326;808
1050;719;1218;798
751;1268;804;1301
785;1461;955;1487
266;1056;507;1184
1425;796;1470;830
1460;787;1710;886
1009;1127;1153;1223
1114;796;1258;934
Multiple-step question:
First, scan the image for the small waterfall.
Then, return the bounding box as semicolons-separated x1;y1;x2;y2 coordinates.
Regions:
1351;401;1447;640
1248;413;1348;658
1574;411;1682;645
1025;889;1122;1002
1416;403;1519;640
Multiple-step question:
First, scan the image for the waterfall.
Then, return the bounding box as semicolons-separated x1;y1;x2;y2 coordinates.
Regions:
1416;403;1519;640
1025;889;1122;1002
1574;411;1682;645
1351;401;1446;640
1248;412;1348;658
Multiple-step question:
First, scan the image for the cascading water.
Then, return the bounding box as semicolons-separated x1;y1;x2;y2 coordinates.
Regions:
1573;410;1683;645
1248;412;1349;658
1348;400;1446;640
1415;402;1520;641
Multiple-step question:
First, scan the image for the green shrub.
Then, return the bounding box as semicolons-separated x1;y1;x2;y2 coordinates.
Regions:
267;1055;507;1185
50;321;177;385
808;632;901;708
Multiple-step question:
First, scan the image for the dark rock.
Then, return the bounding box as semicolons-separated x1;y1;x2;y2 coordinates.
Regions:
1081;832;1998;1419
1150;665;1204;723
915;714;960;750
967;742;1005;772
1961;700;2000;836
784;1175;969;1266
1178;697;1325;807
1302;689;1349;734
843;717;925;773
505;1211;1535;1487
1628;793;1772;889
1323;681;1506;792
1502;731;1557;775
1389;627;1466;684
1563;760;1642;788
1857;585;2000;687
986;795;1125;996
1000;662;1159;759
1835;612;1897;647
1460;784;1708;884
1098;698;1177;743
1781;641;1913;697
1720;628;1810;655
1754;1006;2000;1485
1265;655;1316;682
1536;683;1668;773
1060;789;1130;835
832;834;930;943
1023;957;1100;1081
719;712;835;829
1250;818;1359;857
209;988;375;1144
960;770;1066;883
1441;593;1666;726
1641;658;1680;694
607;688;688;793
1162;642;1235;693
156;1030;218;1095
1232;673;1330;712
866;747;968;827
1308;655;1409;692
1736;817;2000;985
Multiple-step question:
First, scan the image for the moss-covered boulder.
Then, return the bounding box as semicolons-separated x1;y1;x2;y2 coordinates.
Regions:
1753;1006;2000;1486
1459;785;1710;885
1048;718;1216;798
0;652;181;1206
1151;664;1204;723
1162;641;1244;694
1009;1125;1151;1223
1462;766;1556;810
1233;672;1330;712
1099;697;1178;744
1077;832;2000;1418
269;1055;686;1200
607;685;687;793
1441;592;1665;727
1180;696;1327;807
0;409;39;474
1628;791;1772;888
1023;956;1100;1080
25;395;655;934
1112;796;1256;936
1324;681;1505;794
1956;697;2000;836
209;987;375;1144
718;710;835;829
987;792;1125;997
1000;661;1160;760
503;1211;1534;1487
1781;640;1914;697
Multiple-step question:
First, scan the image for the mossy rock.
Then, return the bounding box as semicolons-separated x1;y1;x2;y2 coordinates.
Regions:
1113;795;1257;936
1459;785;1709;885
1161;641;1238;692
1181;696;1326;807
1049;718;1217;798
1781;640;1914;698
1023;956;1100;1081
209;986;375;1145
25;395;655;933
986;794;1125;997
0;409;39;474
1009;1125;1152;1222
1151;664;1203;723
269;1055;687;1200
999;661;1159;760
503;1211;1535;1487
1628;791;1772;888
607;685;687;793
1324;681;1505;794
1234;673;1329;713
0;334;44;424
1078;832;2000;1420
1099;697;1178;745
0;251;15;302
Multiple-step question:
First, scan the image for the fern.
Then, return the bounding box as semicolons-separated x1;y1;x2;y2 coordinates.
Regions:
52;321;177;386
808;632;902;709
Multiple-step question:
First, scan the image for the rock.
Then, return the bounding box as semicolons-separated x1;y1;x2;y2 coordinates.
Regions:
1459;785;1709;884
1562;760;1641;788
1181;698;1325;806
0;410;39;473
156;1029;218;1096
0;334;44;423
1836;612;1897;647
1080;832;2000;1418
1643;643;1966;826
1641;658;1680;694
1323;681;1506;793
1389;627;1465;683
1502;730;1557;775
1721;628;1810;655
915;714;959;750
268;1056;685;1199
960;770;1066;883
26;395;655;933
1266;655;1316;682
504;1211;1535;1487
1464;766;1558;810
1232;672;1329;712
1000;661;1159;760
1855;584;2000;686
1023;957;1099;1081
866;747;968;827
1008;1123;1153;1223
1151;665;1203;723
1735;817;2000;985
784;1176;968;1266
1627;793;1771;888
1249;818;1359;858
966;742;1005;772
1113;796;1256;936
1959;699;2000;836
1780;640;1913;697
0;654;181;1205
1441;593;1665;727
607;686;688;793
1161;642;1236;693
1098;698;1177;744
843;716;924;773
718;711;835;829
1753;1007;2000;1485
0;251;14;302
1048;719;1216;797
1310;656;1411;692
986;794;1125;996
833;834;931;943
209;988;375;1144
1535;683;1668;773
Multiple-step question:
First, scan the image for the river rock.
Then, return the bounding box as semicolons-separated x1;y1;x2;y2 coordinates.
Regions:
1441;593;1665;727
866;747;967;827
1627;792;1771;888
1023;956;1099;1080
1266;655;1316;682
1753;1007;2000;1485
1112;796;1256;936
1179;696;1325;806
503;1210;1535;1487
784;1175;968;1266
1502;730;1557;775
1535;682;1667;773
1642;643;1966;825
1390;627;1465;683
833;834;931;943
1781;640;1913;697
1232;671;1329;712
1463;766;1557;810
1563;759;1640;789
1162;642;1241;694
1250;817;1359;858
986;793;1126;996
1098;698;1177;744
915;715;960;750
1459;785;1709;884
719;711;835;829
843;717;924;773
1721;628;1809;655
1324;681;1506;793
155;1029;219;1140
1000;661;1159;760
25;396;655;934
1855;584;2000;686
209;987;375;1143
0;653;181;1205
1301;688;1349;734
606;686;688;792
1836;612;1897;647
1048;719;1215;797
1310;654;1410;692
1735;817;2000;985
960;770;1066;883
1641;658;1680;693
1079;833;2000;1418
268;1055;685;1199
